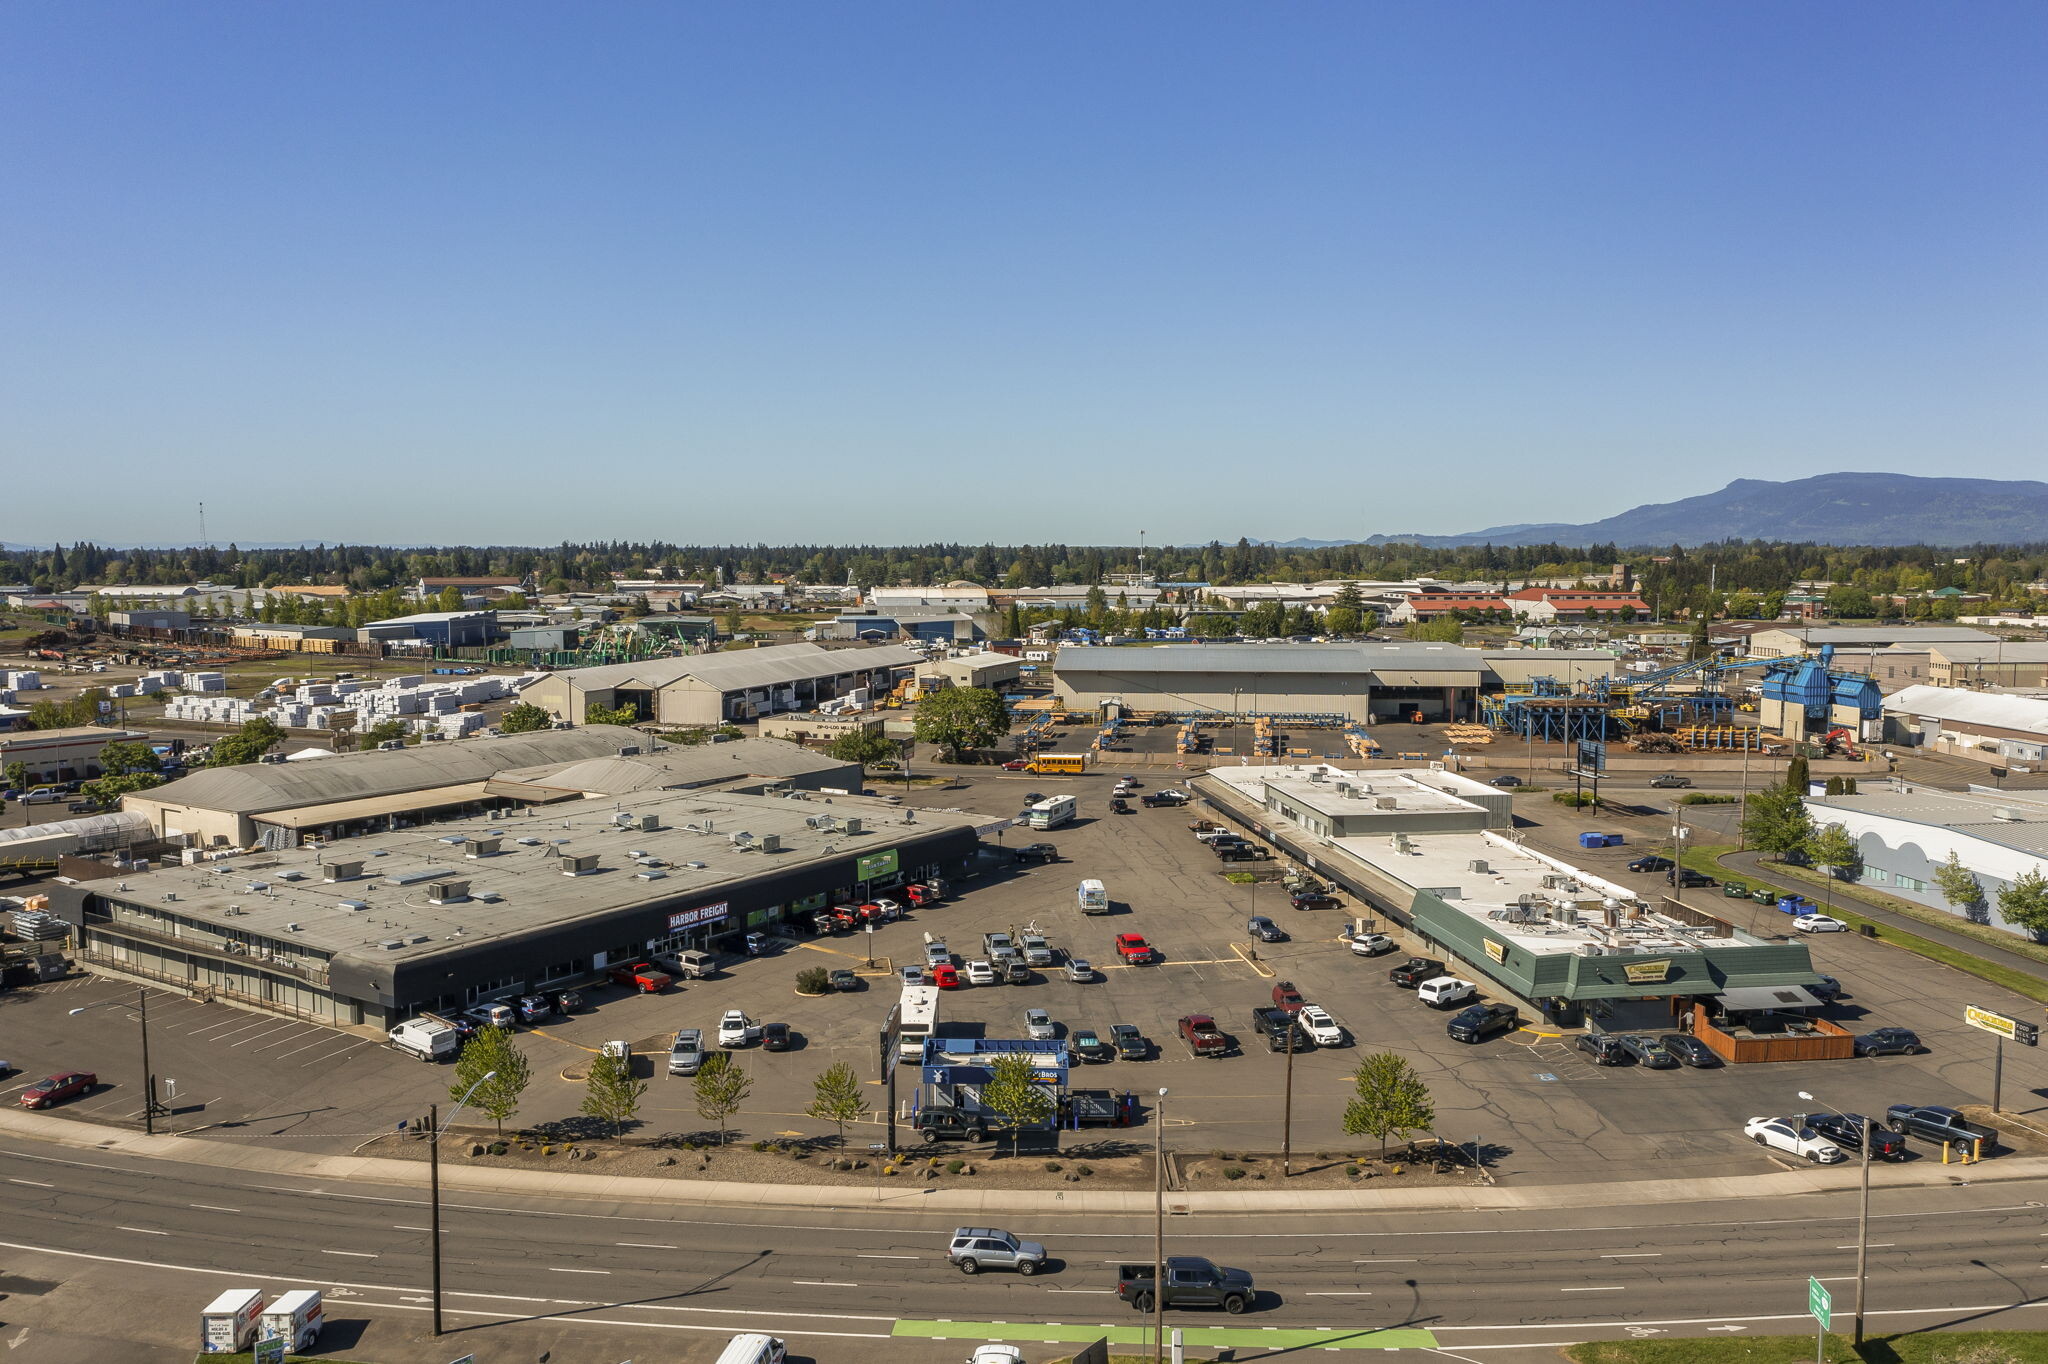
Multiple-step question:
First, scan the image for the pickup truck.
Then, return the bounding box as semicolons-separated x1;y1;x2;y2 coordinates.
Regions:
1020;933;1055;967
1248;1006;1311;1052
1178;1014;1231;1057
1116;1257;1255;1314
1886;1104;1997;1151
1060;1089;1134;1127
607;962;673;994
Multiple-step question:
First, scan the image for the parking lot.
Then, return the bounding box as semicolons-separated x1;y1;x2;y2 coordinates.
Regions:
5;768;2042;1178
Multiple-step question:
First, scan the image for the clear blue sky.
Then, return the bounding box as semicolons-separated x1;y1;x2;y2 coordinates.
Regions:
3;2;2043;547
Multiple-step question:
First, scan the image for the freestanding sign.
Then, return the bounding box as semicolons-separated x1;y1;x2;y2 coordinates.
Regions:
1809;1274;1832;1329
1965;1004;2039;1114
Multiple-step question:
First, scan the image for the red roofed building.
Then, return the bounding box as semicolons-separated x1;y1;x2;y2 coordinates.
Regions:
1504;588;1650;621
1387;594;1508;623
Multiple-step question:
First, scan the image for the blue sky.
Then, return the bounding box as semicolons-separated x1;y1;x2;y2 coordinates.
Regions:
3;2;2043;547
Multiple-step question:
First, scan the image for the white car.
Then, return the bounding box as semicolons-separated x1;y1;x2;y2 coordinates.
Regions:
601;1038;631;1062
1348;932;1396;956
1795;914;1849;933
965;959;996;986
871;897;903;918
1024;1008;1056;1040
717;1010;759;1048
1298;1004;1345;1046
1744;1115;1845;1163
967;1347;1026;1364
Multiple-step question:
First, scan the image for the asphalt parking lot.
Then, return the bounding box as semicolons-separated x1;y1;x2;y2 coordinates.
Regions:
6;769;2041;1177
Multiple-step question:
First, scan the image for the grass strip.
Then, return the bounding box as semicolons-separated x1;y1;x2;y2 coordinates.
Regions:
1566;1328;2048;1363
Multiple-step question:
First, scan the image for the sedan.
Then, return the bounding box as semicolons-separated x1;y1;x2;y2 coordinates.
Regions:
1854;1027;1925;1057
1070;1028;1115;1063
1348;932;1397;957
1298;1004;1346;1047
1658;1033;1721;1068
1797;1112;1908;1160
828;968;862;992
760;1022;794;1052
1628;855;1675;874
1110;1023;1151;1060
1290;892;1340;911
964;959;996;986
1000;759;1030;770
1247;915;1288;943
18;1071;96;1109
1490;774;1525;787
1063;958;1095;983
1617;1035;1678;1068
1667;868;1717;889
1745;1116;1846;1163
1024;1008;1056;1041
1795;914;1849;933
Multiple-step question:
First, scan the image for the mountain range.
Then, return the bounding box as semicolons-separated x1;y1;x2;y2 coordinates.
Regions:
1283;473;2048;549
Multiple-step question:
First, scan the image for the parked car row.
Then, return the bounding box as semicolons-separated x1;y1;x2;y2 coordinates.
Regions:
1745;1104;1991;1163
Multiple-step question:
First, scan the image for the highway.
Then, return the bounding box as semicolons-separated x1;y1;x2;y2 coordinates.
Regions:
5;1135;2048;1362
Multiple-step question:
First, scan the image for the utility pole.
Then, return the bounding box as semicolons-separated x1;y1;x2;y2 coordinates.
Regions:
1282;1020;1295;1177
135;987;159;1136
427;1102;443;1336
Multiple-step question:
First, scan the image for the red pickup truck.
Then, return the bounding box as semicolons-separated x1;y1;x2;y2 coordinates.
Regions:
1178;1014;1230;1057
1114;932;1154;964
607;962;673;994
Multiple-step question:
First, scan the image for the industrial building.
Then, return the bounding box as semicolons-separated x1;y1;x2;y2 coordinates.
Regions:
828;608;982;643
357;610;500;649
1928;643;2048;691
0;726;150;784
1880;686;2048;766
1745;625;1996;658
50;787;981;1027
1051;643;1617;723
914;650;1023;691
1201;764;1829;1040
1803;786;2048;941
520;642;923;727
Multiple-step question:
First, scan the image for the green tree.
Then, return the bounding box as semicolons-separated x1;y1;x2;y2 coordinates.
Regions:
4;761;29;794
204;716;286;767
1403;617;1463;643
585;701;639;727
1934;850;1986;921
96;741;161;777
979;1052;1055;1157
1805;822;1861;909
805;1061;870;1151
498;701;553;734
691;1051;752;1145
912;686;1011;762
1686;614;1711;661
435;585;465;612
78;770;164;808
826;726;897;768
1342;1052;1436;1159
1995;868;2048;939
580;1048;646;1138
723;606;743;637
361;718;409;748
453;1024;532;1136
1742;785;1814;862
1784;753;1810;792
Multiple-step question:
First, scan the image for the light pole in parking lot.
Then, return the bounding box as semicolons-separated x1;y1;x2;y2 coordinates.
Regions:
1798;1089;1870;1344
68;986;161;1136
422;1068;497;1337
1153;1085;1168;1364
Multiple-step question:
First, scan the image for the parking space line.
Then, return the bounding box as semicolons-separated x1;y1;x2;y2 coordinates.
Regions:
273;1032;347;1059
298;1039;371;1068
248;1025;327;1053
230;1021;306;1048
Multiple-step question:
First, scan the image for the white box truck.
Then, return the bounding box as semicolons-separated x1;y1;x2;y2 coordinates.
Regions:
1078;878;1109;915
258;1289;324;1352
199;1287;264;1353
388;1016;457;1062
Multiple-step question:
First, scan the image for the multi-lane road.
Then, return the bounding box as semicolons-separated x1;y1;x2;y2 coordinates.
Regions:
4;1133;2048;1362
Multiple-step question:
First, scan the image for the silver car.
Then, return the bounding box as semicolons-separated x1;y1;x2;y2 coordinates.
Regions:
1063;958;1094;983
947;1226;1046;1275
667;1028;705;1076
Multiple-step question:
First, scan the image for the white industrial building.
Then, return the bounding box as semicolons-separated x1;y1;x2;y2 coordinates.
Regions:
1880;686;2048;767
1804;787;2048;941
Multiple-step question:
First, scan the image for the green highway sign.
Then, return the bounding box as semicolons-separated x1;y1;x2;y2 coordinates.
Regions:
1808;1276;1832;1330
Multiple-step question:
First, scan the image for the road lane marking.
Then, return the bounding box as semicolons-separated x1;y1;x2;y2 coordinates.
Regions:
118;1227;167;1235
7;1178;55;1188
1047;1289;1113;1294
793;1280;858;1287
1838;1243;1896;1249
189;1204;241;1213
857;1253;919;1259
617;1243;678;1250
1600;1253;1661;1258
1354;1258;1418;1263
549;1268;611;1274
1559;1286;1624;1292
322;1250;378;1258
1305;1291;1374;1296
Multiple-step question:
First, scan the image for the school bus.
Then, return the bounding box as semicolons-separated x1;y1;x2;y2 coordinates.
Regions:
1029;753;1087;775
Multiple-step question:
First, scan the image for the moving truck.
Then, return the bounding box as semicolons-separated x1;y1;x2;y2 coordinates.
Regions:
258;1289;324;1352
199;1288;264;1354
1077;879;1109;915
387;1017;457;1062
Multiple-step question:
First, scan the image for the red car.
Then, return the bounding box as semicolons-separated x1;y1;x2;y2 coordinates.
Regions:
905;884;937;907
930;962;961;989
1001;759;1031;770
1271;980;1305;1012
606;962;673;994
1114;932;1154;964
19;1071;96;1109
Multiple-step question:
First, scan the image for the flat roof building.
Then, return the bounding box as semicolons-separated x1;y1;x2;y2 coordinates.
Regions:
0;725;150;783
1746;625;1996;658
359;610;499;649
1805;786;2048;941
1880;685;2048;766
520;642;923;728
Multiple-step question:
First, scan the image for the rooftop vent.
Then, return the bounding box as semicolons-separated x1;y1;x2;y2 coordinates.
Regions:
427;880;470;904
474;890;502;903
1993;807;2027;822
277;869;305;882
635;868;667;881
338;901;369;913
283;922;301;933
618;744;640;756
561;852;600;876
379;938;404;951
466;837;501;858
244;881;270;894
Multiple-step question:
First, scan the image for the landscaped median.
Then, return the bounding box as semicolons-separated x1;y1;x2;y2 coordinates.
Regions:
1567;1328;2048;1363
1685;843;2048;1007
896;1318;1438;1352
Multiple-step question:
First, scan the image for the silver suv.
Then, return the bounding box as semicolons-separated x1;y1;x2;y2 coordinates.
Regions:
667;1028;705;1076
947;1227;1046;1276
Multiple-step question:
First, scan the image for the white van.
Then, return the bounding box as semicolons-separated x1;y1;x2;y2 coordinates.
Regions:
1416;977;1477;1010
714;1332;787;1364
1078;878;1109;915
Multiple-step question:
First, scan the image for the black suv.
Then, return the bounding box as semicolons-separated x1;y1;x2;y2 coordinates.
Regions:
914;1106;991;1143
1446;1003;1519;1043
1854;1027;1924;1057
1796;1113;1908;1161
1575;1033;1629;1065
1388;958;1444;988
1013;843;1060;864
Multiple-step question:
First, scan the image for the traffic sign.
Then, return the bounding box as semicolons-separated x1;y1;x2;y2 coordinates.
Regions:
1808;1276;1832;1330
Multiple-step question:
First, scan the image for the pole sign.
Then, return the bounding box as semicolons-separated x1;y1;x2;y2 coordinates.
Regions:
1575;740;1607;774
1808;1276;1831;1330
856;849;900;881
252;1338;286;1364
1965;1005;2021;1041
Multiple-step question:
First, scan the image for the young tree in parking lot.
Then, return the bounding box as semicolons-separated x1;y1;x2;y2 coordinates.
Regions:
497;701;553;734
805;1062;870;1151
692;1051;752;1146
1741;784;1813;863
913;686;1010;763
1342;1052;1435;1160
1935;850;1988;922
453;1024;532;1136
1996;869;2048;940
980;1053;1055;1158
826;726;896;768
580;1049;646;1138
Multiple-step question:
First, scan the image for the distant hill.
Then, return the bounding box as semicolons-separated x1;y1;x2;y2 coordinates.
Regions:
1363;473;2048;549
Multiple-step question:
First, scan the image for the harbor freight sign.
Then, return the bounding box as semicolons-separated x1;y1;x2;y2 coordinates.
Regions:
857;849;900;880
667;901;730;932
1808;1276;1831;1330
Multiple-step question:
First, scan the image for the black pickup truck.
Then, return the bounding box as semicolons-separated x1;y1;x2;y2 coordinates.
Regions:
1060;1089;1135;1128
1886;1104;1997;1151
1248;1006;1312;1053
1117;1257;1255;1314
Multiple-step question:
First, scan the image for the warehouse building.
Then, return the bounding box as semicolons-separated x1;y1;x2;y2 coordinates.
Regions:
0;725;150;784
1201;764;1829;1041
1052;643;1615;722
358;610;499;649
1803;787;2048;941
1745;625;1995;658
1929;643;2048;691
1880;686;2048;767
50;787;980;1027
827;607;982;643
915;650;1023;691
520;641;923;727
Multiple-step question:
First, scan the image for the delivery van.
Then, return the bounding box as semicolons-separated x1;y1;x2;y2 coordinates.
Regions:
1078;878;1109;915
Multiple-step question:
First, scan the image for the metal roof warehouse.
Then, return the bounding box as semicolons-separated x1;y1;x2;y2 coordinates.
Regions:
520;641;923;727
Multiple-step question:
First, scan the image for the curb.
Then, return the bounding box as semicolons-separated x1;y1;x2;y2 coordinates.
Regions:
6;1104;2046;1219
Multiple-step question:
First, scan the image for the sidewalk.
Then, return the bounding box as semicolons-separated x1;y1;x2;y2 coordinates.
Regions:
6;1102;2045;1218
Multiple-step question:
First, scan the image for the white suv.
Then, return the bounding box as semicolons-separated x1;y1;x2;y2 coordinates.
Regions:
717;1011;758;1048
1298;1004;1345;1047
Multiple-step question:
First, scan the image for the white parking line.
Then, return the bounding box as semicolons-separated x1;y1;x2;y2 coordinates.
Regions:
792;1280;857;1287
618;1243;678;1250
1560;1286;1624;1292
855;1253;919;1259
1305;1291;1374;1296
550;1268;611;1275
118;1227;168;1236
299;1039;371;1068
189;1204;241;1213
274;1032;346;1060
245;1024;320;1050
230;1021;303;1048
322;1250;378;1258
1600;1253;1662;1258
7;1178;55;1188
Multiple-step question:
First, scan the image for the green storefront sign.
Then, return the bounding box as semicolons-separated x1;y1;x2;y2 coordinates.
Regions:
856;849;900;881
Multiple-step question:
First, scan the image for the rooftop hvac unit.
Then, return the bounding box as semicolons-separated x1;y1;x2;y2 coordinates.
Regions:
225;904;244;916
338;901;368;913
758;833;781;853
1468;859;1490;874
637;813;659;831
844;817;864;834
635;868;667;881
618;745;640;757
427;880;470;904
1575;942;1607;957
467;837;501;858
324;861;363;882
613;811;635;828
1994;807;2026;822
561;852;600;876
1376;796;1398;810
1308;769;1326;782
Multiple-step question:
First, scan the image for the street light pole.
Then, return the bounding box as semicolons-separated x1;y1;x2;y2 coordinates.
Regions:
69;986;159;1136
1282;1020;1295;1177
1153;1086;1168;1364
427;1069;497;1338
1799;1089;1870;1344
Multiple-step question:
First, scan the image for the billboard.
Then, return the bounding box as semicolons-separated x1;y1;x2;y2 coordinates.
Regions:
856;849;900;881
